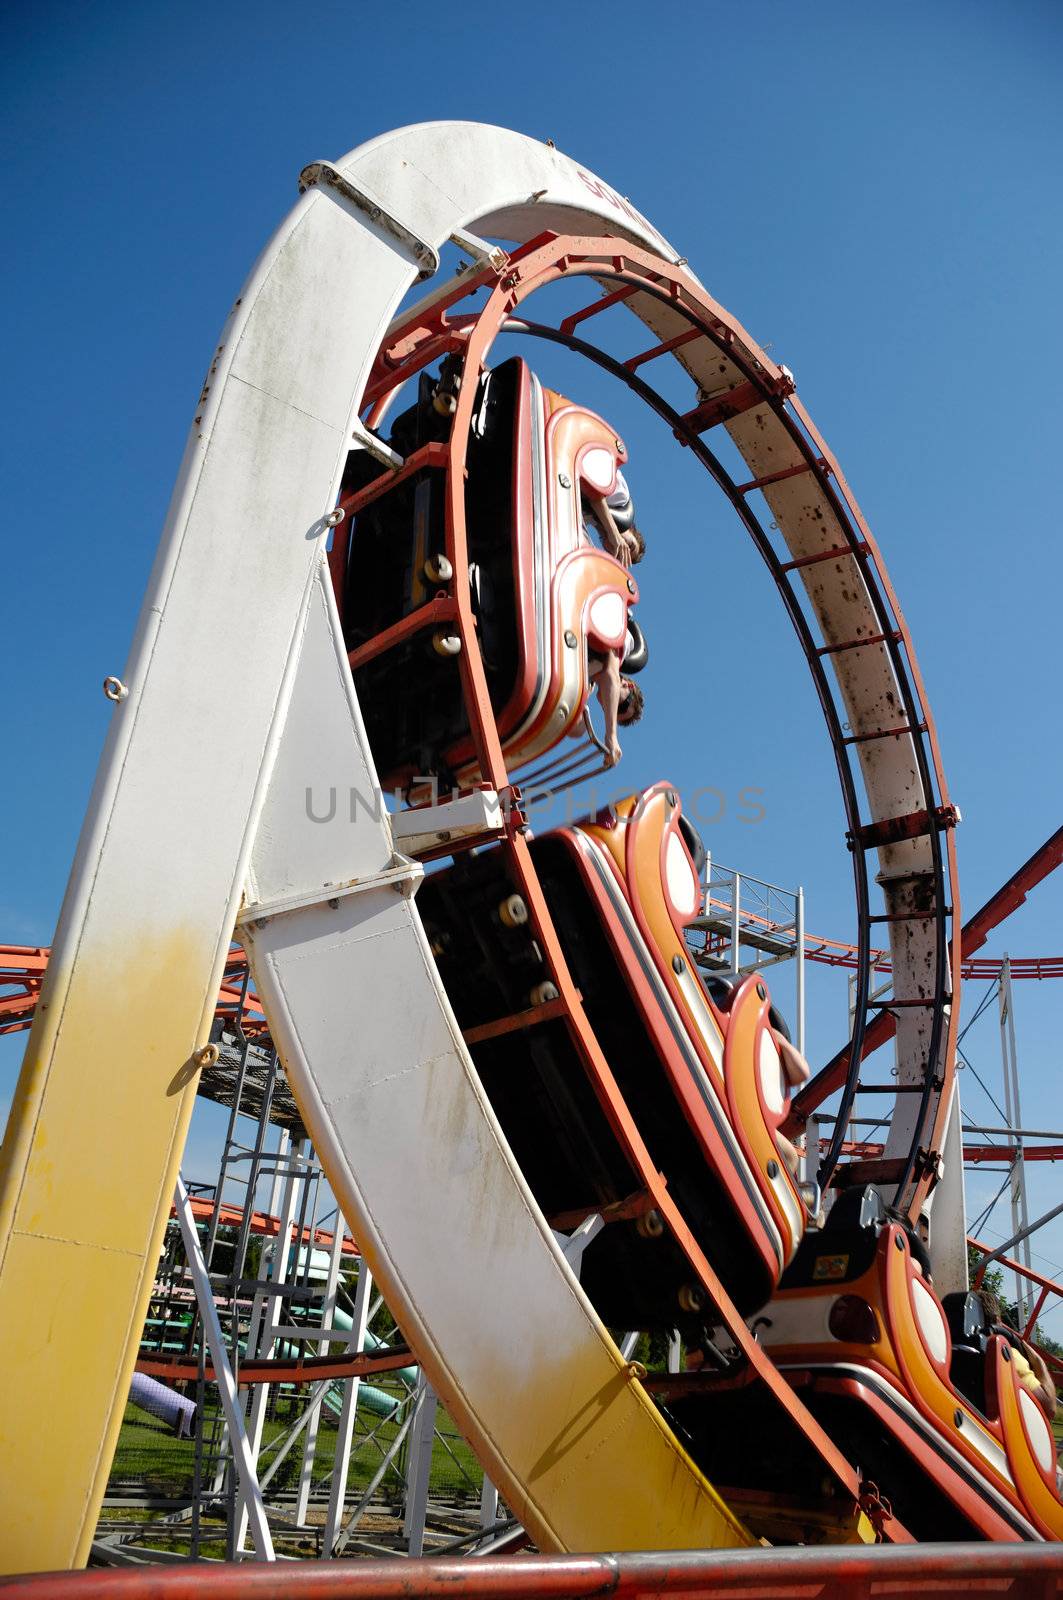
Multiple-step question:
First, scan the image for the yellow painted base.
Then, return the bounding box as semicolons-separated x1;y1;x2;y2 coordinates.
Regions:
0;930;209;1573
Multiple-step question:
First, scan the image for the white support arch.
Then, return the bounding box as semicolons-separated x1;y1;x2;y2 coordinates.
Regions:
0;120;959;1571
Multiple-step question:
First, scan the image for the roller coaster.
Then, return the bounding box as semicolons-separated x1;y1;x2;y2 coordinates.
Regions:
0;122;1061;1583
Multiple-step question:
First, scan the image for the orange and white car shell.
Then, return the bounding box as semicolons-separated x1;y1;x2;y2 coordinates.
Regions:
758;1209;1062;1541
446;361;639;783
556;783;815;1291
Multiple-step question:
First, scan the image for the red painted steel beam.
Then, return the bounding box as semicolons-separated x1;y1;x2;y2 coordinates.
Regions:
3;1545;1062;1598
963;824;1063;957
694;902;1061;981
834;1140;1063;1165
791;824;1063;1125
137;1344;409;1387
177;1196;359;1257
962;1143;1063;1164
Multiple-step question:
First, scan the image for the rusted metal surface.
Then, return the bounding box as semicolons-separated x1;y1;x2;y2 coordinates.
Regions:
4;1546;1063;1597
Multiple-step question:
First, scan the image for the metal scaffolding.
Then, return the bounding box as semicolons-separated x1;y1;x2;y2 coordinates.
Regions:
94;1039;506;1565
685;855;806;1055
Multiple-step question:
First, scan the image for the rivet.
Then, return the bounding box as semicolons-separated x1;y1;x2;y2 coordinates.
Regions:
558;471;572;489
564;629;578;648
756;982;767;1000
672;954;686;974
627;577;636;594
1002;1344;1011;1362
615;437;625;454
894;1234;905;1252
767;1159;779;1180
954;1408;964;1428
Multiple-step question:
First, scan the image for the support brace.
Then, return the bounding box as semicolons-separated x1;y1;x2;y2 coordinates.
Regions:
351;417;405;470
238;854;422;927
299;161;440;279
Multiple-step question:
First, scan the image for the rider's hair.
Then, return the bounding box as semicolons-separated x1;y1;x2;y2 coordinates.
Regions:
618;679;644;726
628;526;646;564
978;1287;1003;1324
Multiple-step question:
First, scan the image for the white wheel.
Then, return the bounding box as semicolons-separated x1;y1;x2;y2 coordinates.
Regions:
431;629;462;658
529;980;559;1006
498;893;528;929
424;553;453;585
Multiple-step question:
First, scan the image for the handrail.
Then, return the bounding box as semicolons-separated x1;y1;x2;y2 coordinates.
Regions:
3;1545;1062;1598
968;1231;1063;1360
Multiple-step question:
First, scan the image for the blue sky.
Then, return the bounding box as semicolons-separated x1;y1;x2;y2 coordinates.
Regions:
2;1;1062;1303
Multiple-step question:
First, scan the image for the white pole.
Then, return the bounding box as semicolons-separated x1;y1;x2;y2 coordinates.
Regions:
998;959;1030;1323
403;1375;439;1556
795;884;806;1057
295;1200;347;1524
479;1474;500;1529
730;872;741;975
236;1134;302;1553
174;1176;274;1561
1002;957;1032;1322
323;1257;374;1554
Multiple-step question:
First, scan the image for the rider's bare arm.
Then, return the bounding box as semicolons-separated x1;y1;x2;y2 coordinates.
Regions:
586;495;632;568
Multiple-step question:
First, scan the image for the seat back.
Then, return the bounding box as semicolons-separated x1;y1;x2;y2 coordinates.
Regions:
779;1186;883;1291
941;1290;989;1349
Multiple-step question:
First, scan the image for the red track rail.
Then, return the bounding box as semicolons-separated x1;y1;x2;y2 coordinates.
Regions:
328;232;911;1528
137;1345;410;1387
5;926;1059;1041
175;1195;358;1257
837;1139;1063;1165
3;1545;1061;1598
692;903;1063;980
0;947;267;1037
791;823;1063;1126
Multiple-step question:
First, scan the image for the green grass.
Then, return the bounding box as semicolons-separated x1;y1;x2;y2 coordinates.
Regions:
110;1380;483;1505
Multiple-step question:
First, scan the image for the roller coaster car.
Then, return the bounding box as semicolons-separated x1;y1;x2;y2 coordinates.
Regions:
748;1186;1063;1541
417;782;816;1336
339;356;640;792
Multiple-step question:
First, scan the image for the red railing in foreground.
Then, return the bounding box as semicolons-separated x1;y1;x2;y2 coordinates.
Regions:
3;1547;1062;1599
